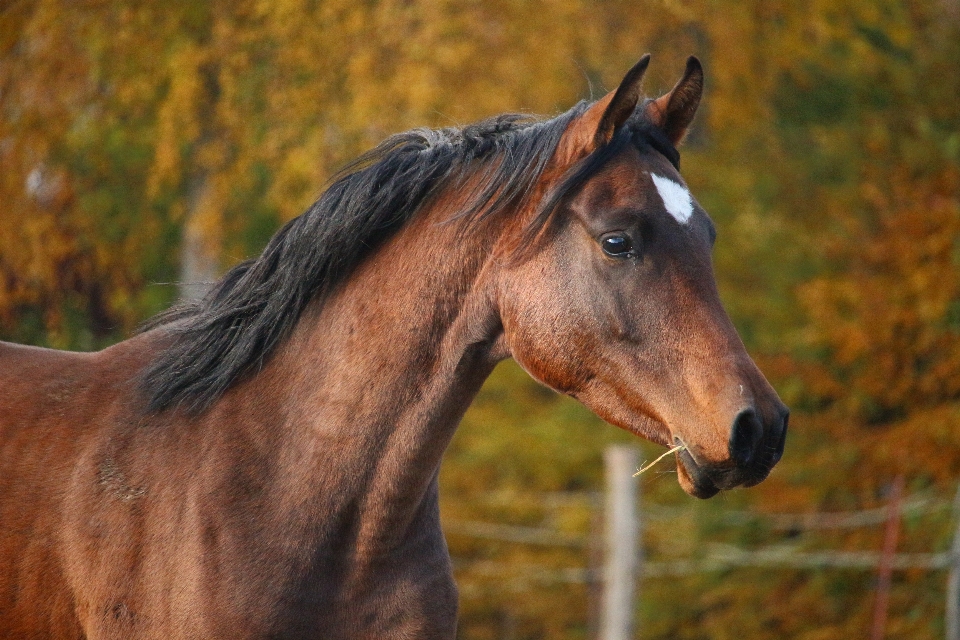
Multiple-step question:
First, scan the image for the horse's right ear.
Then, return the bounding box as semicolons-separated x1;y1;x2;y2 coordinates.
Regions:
593;54;651;146
556;55;651;163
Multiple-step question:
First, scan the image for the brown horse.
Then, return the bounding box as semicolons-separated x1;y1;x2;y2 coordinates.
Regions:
0;55;787;639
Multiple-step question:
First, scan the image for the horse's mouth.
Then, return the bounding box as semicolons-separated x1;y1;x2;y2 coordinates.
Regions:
674;437;775;499
674;440;720;499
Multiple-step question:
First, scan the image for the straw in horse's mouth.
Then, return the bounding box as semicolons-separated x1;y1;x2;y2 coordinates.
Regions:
633;443;687;477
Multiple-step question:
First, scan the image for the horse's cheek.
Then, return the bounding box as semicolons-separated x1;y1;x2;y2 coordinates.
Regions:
500;302;595;396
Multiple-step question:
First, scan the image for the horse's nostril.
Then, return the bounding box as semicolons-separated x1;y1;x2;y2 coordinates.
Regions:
770;406;789;465
729;408;762;467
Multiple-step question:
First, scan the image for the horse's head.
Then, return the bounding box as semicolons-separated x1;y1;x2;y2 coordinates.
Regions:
495;56;788;498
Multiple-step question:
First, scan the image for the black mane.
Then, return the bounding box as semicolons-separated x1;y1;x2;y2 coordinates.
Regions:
140;102;679;414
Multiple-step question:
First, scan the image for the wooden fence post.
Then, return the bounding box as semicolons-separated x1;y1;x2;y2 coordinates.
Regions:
588;492;604;640
870;475;905;640
945;484;960;640
601;446;639;640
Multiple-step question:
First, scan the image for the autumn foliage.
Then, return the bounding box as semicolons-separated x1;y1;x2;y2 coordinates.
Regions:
2;0;959;638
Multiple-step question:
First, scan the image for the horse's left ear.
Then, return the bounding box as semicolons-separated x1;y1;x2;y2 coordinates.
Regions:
644;56;704;145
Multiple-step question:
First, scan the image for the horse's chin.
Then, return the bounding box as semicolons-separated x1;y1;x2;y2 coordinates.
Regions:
675;446;720;499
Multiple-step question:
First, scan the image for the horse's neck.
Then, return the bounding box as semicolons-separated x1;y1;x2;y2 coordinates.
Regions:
248;208;505;556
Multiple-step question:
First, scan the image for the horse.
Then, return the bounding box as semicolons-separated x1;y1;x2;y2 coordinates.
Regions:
0;55;788;639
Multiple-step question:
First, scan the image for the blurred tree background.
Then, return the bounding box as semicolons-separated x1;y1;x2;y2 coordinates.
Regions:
1;0;958;638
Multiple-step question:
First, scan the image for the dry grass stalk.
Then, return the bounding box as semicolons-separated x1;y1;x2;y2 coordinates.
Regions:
632;444;687;477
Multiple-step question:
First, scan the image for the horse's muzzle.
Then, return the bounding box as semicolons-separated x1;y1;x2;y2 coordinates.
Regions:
677;404;789;499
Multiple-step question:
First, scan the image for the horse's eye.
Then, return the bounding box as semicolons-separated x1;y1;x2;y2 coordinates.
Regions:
600;234;634;258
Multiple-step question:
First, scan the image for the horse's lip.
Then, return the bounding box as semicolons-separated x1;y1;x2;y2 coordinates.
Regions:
674;437;721;499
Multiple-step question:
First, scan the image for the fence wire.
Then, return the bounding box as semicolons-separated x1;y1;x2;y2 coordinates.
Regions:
445;489;960;580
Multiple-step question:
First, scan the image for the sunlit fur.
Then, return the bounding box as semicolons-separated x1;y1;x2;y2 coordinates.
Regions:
0;56;787;639
140;105;681;415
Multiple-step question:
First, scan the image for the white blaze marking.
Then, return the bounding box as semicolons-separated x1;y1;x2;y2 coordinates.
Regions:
651;173;694;224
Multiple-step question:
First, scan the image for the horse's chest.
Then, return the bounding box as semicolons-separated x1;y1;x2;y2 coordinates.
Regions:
268;536;459;638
